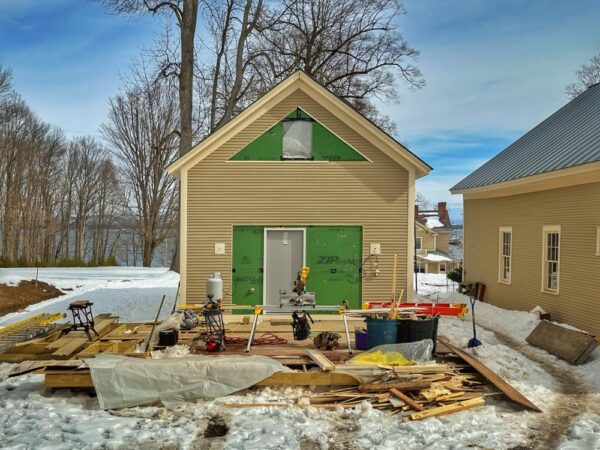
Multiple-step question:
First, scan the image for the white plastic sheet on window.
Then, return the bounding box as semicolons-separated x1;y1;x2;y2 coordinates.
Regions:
85;354;292;409
282;121;313;159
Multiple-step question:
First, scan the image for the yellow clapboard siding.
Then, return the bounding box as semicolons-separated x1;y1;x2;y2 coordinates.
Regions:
464;181;600;334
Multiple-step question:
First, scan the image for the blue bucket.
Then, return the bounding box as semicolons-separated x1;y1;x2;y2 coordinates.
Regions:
366;318;398;349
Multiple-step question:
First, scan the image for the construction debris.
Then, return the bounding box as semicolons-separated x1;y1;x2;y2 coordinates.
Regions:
0;309;541;421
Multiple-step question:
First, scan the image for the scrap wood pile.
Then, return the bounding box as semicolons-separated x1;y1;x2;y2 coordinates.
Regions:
225;360;494;421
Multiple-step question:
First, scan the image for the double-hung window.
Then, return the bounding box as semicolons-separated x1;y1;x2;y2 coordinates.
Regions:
498;227;512;283
542;225;560;293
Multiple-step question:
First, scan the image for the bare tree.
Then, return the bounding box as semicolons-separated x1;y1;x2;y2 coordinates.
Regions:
102;73;179;267
258;0;424;131
0;66;11;100
96;0;198;158
566;53;600;98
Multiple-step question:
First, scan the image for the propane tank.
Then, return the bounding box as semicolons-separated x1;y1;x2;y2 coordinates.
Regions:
206;272;223;302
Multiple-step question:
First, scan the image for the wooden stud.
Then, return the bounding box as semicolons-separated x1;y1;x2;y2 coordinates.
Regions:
406;397;485;421
390;388;424;411
306;349;335;371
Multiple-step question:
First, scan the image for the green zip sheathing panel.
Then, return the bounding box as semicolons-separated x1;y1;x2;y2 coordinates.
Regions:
232;225;362;311
230;109;367;161
232;226;264;313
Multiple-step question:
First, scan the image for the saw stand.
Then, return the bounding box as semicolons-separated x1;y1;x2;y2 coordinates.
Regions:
244;304;353;354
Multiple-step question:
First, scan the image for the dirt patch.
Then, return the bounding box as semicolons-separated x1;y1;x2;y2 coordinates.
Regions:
0;279;63;316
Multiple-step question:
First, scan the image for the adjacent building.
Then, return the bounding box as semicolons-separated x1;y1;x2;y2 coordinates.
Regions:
451;84;600;334
414;202;458;274
167;71;431;308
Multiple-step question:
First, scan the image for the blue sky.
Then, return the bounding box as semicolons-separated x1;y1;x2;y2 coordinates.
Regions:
1;1;600;223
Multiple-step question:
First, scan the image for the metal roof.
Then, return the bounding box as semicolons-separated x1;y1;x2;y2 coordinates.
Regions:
451;83;600;191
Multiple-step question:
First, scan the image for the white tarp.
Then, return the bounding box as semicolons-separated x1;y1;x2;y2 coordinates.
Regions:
85;354;292;410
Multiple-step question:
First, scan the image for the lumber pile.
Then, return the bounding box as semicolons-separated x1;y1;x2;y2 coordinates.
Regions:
310;362;490;421
225;360;491;421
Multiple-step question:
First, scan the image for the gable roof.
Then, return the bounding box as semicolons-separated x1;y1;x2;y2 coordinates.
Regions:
167;71;431;178
451;83;600;192
415;220;437;235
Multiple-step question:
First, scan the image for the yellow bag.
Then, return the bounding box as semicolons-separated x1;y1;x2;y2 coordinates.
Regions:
348;350;413;366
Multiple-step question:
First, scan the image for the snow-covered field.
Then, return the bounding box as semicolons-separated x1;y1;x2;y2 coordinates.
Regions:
0;267;179;326
0;268;599;449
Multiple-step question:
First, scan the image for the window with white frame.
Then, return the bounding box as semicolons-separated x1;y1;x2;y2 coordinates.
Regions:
439;262;446;273
596;226;600;256
542;225;560;293
498;227;512;283
415;237;422;250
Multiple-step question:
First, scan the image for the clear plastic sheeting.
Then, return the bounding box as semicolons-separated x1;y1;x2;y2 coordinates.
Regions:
348;339;434;366
282;121;313;159
85;354;292;410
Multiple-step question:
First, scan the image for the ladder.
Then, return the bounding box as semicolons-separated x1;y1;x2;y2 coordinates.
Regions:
0;313;66;353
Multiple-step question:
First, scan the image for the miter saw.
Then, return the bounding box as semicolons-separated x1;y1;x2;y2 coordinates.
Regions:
279;266;316;307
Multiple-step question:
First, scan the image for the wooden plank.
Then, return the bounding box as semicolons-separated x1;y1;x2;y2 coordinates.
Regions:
305;349;335;371
390;388;424;411
358;380;431;392
257;371;359;386
9;360;85;377
44;369;360;389
0;353;71;363
45;371;94;388
390;364;451;374
441;339;542;412
406;397;485;421
51;337;90;357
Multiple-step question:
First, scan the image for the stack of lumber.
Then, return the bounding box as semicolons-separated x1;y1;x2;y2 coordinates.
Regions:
226;356;491;421
315;362;489;421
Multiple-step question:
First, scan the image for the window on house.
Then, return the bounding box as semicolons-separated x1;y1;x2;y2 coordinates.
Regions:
542;226;560;293
282;119;313;160
415;262;426;273
498;227;512;283
415;237;422;250
439;263;446;273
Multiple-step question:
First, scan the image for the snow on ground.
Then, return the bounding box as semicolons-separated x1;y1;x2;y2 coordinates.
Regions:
0;267;179;326
0;269;599;449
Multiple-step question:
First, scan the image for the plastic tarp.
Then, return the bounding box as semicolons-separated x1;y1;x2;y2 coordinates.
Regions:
347;339;434;365
85;354;292;410
336;340;435;383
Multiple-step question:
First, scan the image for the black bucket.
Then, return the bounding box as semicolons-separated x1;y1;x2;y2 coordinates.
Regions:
396;317;439;353
158;329;179;346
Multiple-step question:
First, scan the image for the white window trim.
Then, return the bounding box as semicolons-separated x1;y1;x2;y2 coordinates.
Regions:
498;226;512;284
415;236;422;250
596;226;600;256
541;225;561;295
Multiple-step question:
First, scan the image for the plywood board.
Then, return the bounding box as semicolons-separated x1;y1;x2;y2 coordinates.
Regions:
441;339;541;412
526;320;598;365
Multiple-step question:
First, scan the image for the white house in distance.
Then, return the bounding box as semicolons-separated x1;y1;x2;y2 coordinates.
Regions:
414;202;458;274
